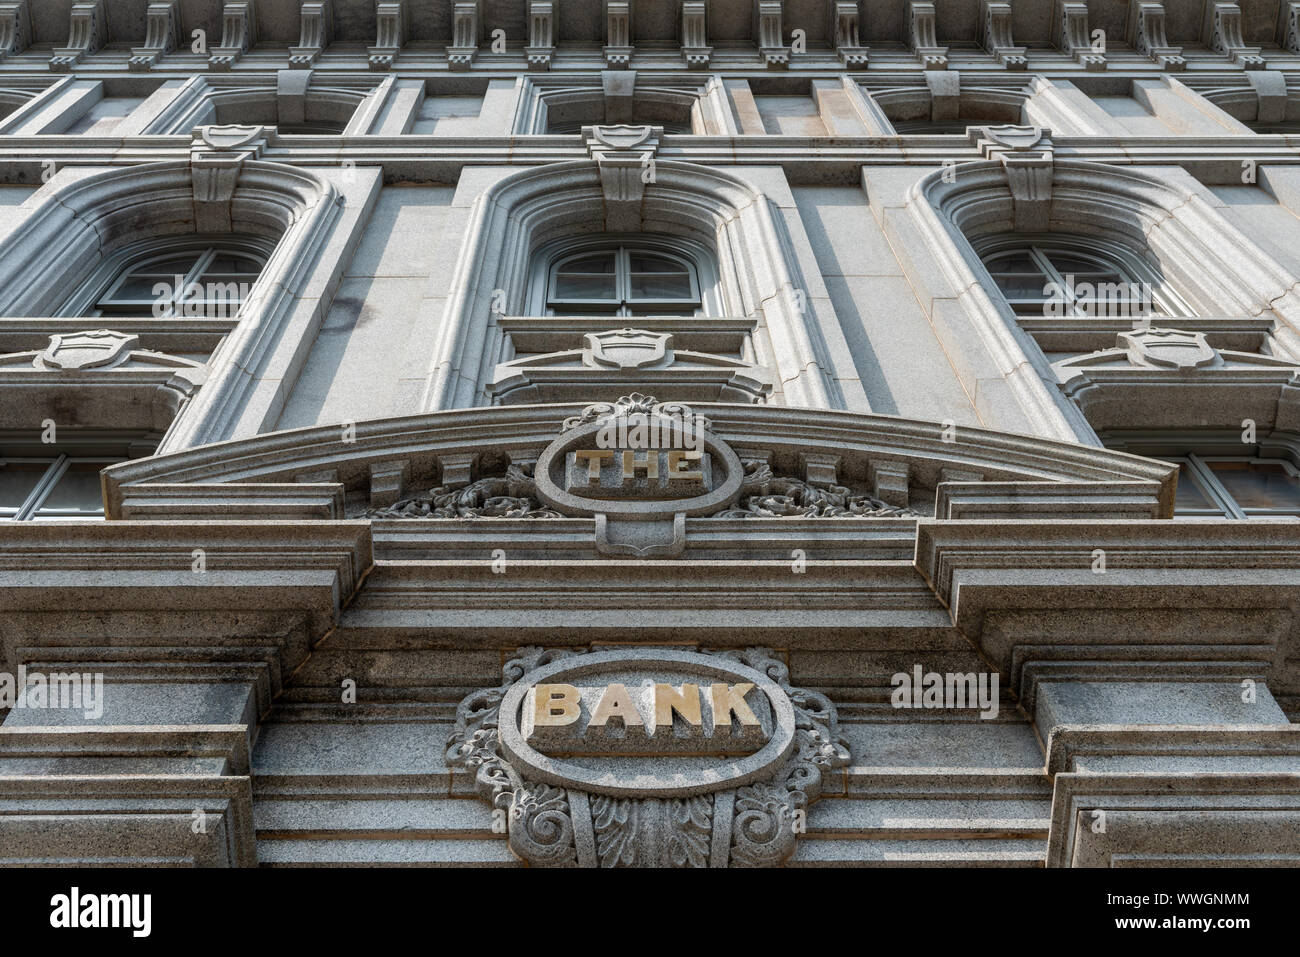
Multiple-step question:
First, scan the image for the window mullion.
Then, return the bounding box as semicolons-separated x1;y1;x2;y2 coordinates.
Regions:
15;455;69;521
1186;454;1246;520
187;248;217;287
617;246;630;309
1030;247;1078;315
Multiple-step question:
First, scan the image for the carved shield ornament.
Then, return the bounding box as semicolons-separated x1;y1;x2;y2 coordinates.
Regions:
583;329;673;369
982;124;1046;150
199;125;265;150
1120;327;1218;369
37;330;138;371
590;124;655;150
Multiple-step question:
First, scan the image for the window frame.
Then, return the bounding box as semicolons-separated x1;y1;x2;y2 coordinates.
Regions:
0;433;159;522
59;236;275;320
1163;453;1300;520
525;234;721;318
975;234;1190;320
0;454;116;521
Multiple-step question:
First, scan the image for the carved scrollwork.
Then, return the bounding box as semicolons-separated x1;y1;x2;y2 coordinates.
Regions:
562;392;698;431
712;463;917;519
447;645;847;867
364;463;561;519
730;783;797;867
509;783;578;866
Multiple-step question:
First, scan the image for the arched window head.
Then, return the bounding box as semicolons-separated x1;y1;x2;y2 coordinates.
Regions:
277;121;347;134
891;120;970;135
976;236;1189;320
66;237;274;320
528;236;719;317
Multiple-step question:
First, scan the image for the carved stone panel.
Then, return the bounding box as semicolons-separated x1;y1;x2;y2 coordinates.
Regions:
446;646;850;867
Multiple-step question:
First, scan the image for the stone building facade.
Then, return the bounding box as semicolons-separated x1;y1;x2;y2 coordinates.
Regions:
0;0;1299;867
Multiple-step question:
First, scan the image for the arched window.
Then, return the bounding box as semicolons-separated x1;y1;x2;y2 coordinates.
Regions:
976;236;1188;319
527;237;719;317
64;237;273;319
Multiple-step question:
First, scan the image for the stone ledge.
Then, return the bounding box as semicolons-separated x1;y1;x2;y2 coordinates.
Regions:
1046;770;1300;867
0;773;255;867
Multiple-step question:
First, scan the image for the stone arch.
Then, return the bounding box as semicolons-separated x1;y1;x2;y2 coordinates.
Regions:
141;79;379;135
421;159;842;411
908;157;1300;443
870;83;1029;130
0;159;343;451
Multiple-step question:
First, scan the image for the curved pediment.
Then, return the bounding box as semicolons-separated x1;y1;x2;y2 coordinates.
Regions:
104;398;1176;538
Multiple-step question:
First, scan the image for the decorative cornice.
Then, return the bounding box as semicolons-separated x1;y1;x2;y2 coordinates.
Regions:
369;0;407;70
907;1;947;70
828;0;868;67
1055;0;1105;70
447;0;482;70
526;0;555;70
0;0;31;61
209;0;258;71
604;0;633;68
1204;1;1265;68
680;0;711;67
290;0;333;68
50;0;108;73
101;403;1175;513
754;0;788;67
979;0;1025;70
1128;0;1184;71
129;0;180;72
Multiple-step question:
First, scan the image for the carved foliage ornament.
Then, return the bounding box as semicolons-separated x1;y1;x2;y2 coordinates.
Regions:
446;646;850;867
716;460;917;518
361;396;918;523
364;462;560;519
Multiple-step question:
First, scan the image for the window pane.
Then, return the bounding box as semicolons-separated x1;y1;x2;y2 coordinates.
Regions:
1209;462;1300;512
553;274;617;300
985;253;1039;273
137;255;202;276
202;255;263;276
36;461;104;514
103;277;167;302
560;254;616;274
0;461;52;512
629;273;693;299
1045;254;1108;274
993;275;1049;300
1173;463;1221;514
628;253;683;273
